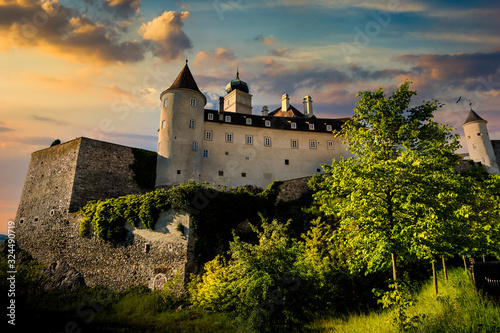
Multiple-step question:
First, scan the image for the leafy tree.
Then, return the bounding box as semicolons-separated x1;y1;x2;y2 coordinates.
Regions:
315;81;461;288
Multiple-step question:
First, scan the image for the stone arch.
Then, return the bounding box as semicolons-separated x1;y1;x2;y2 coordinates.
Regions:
152;273;168;290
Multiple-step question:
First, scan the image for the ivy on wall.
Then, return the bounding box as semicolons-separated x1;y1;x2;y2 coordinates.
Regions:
79;181;284;262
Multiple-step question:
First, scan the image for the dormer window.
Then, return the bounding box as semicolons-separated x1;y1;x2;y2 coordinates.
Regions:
291;122;296;129
326;125;332;132
190;98;196;107
246;118;252;125
208;113;214;120
265;120;271;127
225;115;231;122
309;123;315;130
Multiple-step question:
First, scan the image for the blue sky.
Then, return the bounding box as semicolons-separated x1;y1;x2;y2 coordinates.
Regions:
0;0;499;232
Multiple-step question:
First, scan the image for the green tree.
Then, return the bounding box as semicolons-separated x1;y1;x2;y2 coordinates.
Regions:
315;81;461;287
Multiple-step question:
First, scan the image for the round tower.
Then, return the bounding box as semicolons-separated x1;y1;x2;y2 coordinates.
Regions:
156;62;207;187
462;108;499;175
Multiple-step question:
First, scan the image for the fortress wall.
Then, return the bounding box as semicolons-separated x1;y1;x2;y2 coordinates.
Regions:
492;140;500;169
69;137;155;212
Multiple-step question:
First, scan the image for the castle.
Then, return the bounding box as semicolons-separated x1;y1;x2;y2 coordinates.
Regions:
156;62;353;189
12;64;500;290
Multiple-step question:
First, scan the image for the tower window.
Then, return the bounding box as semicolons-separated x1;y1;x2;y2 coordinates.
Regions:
189;119;195;128
205;130;213;141
245;156;250;160
285;159;289;165
177;170;181;174
163;99;168;108
472;144;477;149
246;118;252;125
190;98;196;107
226;133;233;143
161;120;166;129
225;115;231;122
192;141;198;151
202;149;209;158
219;171;224;176
291;122;296;129
291;139;298;149
327;140;334;149
477;133;482;136
309;123;315;130
265;120;271;127
208;113;214;120
246;135;253;145
309;140;317;149
264;137;271;147
326;125;332;132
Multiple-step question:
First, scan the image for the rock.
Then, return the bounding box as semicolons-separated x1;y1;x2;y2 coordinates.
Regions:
44;261;86;291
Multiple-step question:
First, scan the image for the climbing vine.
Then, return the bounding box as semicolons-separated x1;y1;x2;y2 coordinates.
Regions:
79;181;285;261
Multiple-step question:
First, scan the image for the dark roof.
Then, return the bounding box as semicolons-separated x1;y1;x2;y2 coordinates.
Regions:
226;71;249;94
204;110;348;133
163;64;201;95
268;104;304;117
463;109;487;125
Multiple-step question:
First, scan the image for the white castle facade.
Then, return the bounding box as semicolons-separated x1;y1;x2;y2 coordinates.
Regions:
155;63;353;189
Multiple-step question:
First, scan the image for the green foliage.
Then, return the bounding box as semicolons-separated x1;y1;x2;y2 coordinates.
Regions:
129;147;157;190
50;139;61;147
315;81;468;287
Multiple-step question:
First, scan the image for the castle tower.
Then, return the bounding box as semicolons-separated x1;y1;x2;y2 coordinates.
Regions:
462;108;500;175
156;62;207;187
224;70;252;114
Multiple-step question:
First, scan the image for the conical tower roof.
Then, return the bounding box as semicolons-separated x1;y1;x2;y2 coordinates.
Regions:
167;63;201;93
463;109;487;126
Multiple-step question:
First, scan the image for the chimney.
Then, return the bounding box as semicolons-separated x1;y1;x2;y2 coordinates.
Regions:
303;95;313;117
261;105;269;116
218;96;224;120
281;93;290;112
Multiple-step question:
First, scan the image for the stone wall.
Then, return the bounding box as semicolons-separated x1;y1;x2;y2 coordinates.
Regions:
70;138;154;212
275;176;311;204
491;140;500;170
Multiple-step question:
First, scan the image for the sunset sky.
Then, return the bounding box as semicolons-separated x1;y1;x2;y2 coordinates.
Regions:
1;0;499;234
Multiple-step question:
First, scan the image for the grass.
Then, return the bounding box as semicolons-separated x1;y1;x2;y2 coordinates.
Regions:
310;267;500;332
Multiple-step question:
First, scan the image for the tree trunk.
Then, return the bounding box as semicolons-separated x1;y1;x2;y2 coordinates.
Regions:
483;255;486;263
432;259;438;296
442;256;448;281
391;252;398;290
463;256;468;271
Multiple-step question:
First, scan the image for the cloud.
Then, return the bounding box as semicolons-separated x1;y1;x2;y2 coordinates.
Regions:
104;0;141;18
254;34;276;45
139;11;192;61
193;48;236;68
270;48;287;57
0;127;14;132
31;114;69;126
0;0;145;64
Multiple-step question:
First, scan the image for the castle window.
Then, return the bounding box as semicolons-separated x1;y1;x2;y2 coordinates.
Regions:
246;118;252;125
317;168;321;172
327;140;334;149
189;119;195;128
205;130;213;141
246;135;253;145
202;149;209;158
177;170;181;174
163;98;168;108
246;156;250;160
477;133;482;136
190;98;196;107
242;98;246;104
208;113;214;120
309;123;315;130
291;122;296;129
326;124;332;132
225;115;231;122
265;120;271;127
264;137;271;147
291;139;298;149
192;141;198;151
34;217;39;223
285;159;289;165
226;133;233;143
242;172;247;177
219;171;224;176
19;218;24;224
309;140;317;149
161;120;166;129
